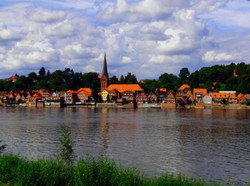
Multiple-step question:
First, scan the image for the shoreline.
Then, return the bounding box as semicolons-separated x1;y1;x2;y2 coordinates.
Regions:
1;102;249;110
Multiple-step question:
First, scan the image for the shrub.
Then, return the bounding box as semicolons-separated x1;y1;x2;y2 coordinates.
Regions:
56;123;74;165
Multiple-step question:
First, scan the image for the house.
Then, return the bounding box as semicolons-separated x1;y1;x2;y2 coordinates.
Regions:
77;88;92;104
65;90;78;104
39;89;52;100
148;93;157;103
108;89;119;102
121;90;135;104
237;93;246;104
136;92;148;104
228;93;237;104
6;75;19;83
193;88;207;103
107;84;143;104
162;91;176;107
156;88;167;103
219;91;237;104
212;92;228;104
28;93;42;107
176;84;191;106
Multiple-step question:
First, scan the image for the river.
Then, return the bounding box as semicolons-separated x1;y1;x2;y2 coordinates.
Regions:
0;107;249;184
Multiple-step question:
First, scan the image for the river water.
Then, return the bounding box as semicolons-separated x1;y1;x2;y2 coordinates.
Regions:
0;107;249;184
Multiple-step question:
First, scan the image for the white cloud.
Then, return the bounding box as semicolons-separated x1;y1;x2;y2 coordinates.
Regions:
44;20;75;37
28;8;66;23
0;0;249;79
192;0;231;13
202;50;241;63
97;0;189;22
121;56;132;64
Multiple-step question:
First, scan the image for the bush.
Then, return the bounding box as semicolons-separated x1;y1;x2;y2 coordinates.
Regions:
241;101;250;106
56;123;74;165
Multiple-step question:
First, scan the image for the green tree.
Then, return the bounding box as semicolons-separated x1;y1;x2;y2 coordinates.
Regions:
109;76;119;84
0;80;8;91
39;67;46;76
179;68;190;83
124;72;137;84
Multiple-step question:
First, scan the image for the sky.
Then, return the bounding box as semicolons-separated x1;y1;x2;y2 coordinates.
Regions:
0;0;249;79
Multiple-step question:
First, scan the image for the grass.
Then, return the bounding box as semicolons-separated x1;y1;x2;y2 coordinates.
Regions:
0;154;219;186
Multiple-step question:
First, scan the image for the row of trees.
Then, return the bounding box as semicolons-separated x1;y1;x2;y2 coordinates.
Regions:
0;62;249;94
140;62;250;94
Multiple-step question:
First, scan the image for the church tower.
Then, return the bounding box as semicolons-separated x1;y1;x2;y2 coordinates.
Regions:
101;53;109;92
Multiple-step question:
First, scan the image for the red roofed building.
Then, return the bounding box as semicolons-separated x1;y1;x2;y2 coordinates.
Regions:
66;90;78;104
107;84;143;103
76;88;93;104
176;84;192;106
162;90;176;107
6;75;19;83
212;92;229;104
237;93;246;104
193;88;207;103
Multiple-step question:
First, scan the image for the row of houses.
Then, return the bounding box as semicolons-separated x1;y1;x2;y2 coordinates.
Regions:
162;84;250;107
0;88;94;107
0;84;249;107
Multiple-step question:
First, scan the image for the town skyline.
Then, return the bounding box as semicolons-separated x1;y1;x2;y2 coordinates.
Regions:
0;0;250;79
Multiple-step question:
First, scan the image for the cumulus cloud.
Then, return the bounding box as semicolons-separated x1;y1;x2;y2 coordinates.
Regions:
28;8;66;23
121;56;132;64
97;0;189;22
202;50;241;63
44;20;75;37
0;0;249;79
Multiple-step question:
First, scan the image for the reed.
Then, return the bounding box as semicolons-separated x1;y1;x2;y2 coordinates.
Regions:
0;154;218;186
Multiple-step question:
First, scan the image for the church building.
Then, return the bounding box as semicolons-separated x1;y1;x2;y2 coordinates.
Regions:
100;54;109;101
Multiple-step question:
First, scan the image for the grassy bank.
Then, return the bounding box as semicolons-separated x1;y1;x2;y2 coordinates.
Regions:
0;154;213;186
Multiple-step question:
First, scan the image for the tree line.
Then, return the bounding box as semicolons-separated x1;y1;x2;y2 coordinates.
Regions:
0;62;249;94
141;62;250;94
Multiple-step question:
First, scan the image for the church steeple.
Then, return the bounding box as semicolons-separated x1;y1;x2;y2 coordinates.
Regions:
102;53;108;77
101;53;109;92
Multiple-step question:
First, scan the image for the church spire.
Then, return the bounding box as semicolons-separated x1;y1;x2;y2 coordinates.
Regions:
102;53;108;77
101;53;109;92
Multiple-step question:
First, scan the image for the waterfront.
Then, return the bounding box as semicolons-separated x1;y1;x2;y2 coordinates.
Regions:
0;107;249;184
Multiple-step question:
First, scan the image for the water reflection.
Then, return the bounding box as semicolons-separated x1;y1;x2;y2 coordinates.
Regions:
0;107;249;184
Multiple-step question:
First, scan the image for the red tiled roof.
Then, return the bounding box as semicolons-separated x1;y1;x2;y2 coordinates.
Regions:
193;88;207;96
78;88;92;97
237;93;245;99
212;92;228;99
179;84;190;91
66;90;78;94
107;84;143;93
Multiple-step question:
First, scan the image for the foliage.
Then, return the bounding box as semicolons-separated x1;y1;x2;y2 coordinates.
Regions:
1;62;250;95
179;67;190;83
241;101;250;106
56;123;74;166
0;154;220;186
141;62;250;94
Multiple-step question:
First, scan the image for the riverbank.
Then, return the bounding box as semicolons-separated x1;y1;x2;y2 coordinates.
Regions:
0;154;219;186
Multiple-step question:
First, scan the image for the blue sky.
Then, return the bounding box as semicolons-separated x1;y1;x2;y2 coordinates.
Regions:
0;0;249;79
